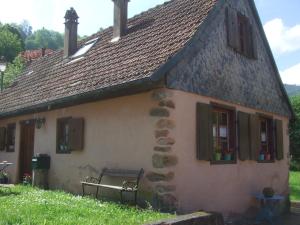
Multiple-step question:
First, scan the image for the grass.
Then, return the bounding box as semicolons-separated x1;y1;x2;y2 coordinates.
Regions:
0;185;172;225
290;171;300;201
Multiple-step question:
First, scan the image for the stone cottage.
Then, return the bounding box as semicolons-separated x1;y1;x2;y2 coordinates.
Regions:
0;0;293;214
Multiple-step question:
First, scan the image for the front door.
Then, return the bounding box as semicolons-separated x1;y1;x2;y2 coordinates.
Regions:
19;121;35;181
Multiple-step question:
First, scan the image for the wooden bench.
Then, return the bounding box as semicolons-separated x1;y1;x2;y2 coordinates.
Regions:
81;168;144;204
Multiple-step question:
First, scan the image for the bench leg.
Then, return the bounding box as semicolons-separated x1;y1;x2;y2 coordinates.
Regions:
134;191;137;205
82;184;85;197
96;186;100;199
120;190;123;204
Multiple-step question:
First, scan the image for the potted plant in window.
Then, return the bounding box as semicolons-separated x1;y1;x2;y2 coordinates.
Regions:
0;171;9;184
214;145;222;161
224;148;233;161
259;149;265;161
265;151;271;161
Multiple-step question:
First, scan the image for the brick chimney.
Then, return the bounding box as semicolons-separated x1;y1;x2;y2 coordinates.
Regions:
64;7;79;58
41;48;46;57
112;0;130;40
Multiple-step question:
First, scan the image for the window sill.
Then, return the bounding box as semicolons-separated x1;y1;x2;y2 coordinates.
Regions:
210;160;237;165
257;160;275;163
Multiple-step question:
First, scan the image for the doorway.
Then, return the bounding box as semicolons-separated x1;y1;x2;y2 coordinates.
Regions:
19;121;35;182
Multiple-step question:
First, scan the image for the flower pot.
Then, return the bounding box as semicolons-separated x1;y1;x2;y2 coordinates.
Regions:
265;154;271;161
224;154;232;161
0;177;8;184
259;154;265;161
214;153;222;161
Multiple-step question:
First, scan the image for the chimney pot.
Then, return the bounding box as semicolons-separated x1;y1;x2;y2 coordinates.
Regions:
64;7;79;58
112;0;130;40
41;48;46;57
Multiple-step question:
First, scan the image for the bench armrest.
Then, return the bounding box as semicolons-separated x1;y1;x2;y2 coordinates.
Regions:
122;181;137;190
84;176;101;184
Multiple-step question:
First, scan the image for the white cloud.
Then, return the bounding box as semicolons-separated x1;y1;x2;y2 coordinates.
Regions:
280;63;300;85
264;18;300;54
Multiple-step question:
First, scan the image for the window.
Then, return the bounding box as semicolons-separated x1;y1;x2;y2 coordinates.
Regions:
57;117;84;154
212;107;236;162
196;103;236;163
226;8;256;58
70;37;99;59
197;103;284;163
258;117;274;161
6;123;16;152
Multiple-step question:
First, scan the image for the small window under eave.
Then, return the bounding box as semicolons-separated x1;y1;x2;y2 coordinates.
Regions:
70;37;99;59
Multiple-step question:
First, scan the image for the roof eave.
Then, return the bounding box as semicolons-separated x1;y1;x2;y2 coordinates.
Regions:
0;76;164;120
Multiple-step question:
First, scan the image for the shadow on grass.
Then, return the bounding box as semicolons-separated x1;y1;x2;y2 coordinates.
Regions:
0;190;20;197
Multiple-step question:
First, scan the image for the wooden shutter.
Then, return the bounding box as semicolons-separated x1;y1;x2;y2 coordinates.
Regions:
238;112;250;161
196;103;213;161
245;20;253;58
249;114;260;160
69;118;84;150
226;7;239;50
275;120;284;160
0;127;6;151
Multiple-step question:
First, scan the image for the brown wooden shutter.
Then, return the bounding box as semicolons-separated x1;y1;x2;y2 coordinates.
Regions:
238;112;250;161
275;120;284;160
0;127;6;151
249;114;260;160
69;118;84;150
196;103;213;161
226;7;239;50
245;20;253;58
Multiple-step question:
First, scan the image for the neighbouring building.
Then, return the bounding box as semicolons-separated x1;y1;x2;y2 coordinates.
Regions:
0;0;293;214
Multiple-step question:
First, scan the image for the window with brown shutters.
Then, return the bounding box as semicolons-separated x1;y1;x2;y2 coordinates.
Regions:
57;117;84;154
0;127;6;151
6;123;16;152
196;103;236;163
226;8;256;59
257;116;275;162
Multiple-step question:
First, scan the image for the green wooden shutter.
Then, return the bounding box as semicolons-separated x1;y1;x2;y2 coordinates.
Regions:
275;120;284;160
250;114;260;160
0;127;6;151
226;7;239;50
69;118;84;150
196;103;213;161
238;112;250;161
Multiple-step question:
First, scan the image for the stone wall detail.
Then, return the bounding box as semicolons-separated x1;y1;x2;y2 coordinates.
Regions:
147;89;178;212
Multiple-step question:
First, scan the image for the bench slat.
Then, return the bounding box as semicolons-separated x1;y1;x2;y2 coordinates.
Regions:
103;169;141;178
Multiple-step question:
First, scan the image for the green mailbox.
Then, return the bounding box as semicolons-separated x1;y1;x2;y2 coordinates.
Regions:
32;154;50;170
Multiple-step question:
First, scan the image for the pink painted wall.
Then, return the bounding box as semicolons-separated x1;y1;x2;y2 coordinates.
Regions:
170;90;290;214
0;92;158;199
0;89;290;214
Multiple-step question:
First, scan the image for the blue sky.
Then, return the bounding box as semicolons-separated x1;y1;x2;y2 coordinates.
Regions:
0;0;299;84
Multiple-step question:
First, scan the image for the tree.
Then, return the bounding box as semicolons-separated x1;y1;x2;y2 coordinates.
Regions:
2;55;25;88
25;28;63;50
290;95;300;160
0;27;23;62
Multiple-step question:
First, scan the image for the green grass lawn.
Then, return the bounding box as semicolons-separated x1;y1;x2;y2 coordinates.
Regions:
0;185;172;225
290;171;300;201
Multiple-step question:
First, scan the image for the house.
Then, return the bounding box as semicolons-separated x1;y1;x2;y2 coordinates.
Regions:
20;49;54;63
0;0;293;214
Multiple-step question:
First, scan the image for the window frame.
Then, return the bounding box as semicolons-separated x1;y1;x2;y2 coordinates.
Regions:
210;103;237;164
56;117;72;154
257;115;275;163
6;123;16;153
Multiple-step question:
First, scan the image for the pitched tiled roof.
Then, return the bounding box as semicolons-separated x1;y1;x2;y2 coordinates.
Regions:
20;49;54;63
0;0;218;117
